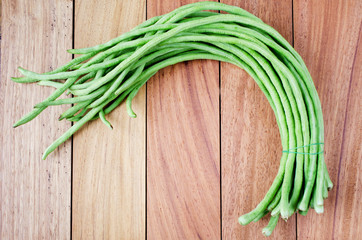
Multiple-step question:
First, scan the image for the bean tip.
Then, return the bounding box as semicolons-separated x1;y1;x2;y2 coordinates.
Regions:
297;202;308;212
13;118;25;128
314;206;324;214
238;215;250;226
262;228;272;237
11;77;20;82
67;49;76;54
18;67;29;76
42;150;51;160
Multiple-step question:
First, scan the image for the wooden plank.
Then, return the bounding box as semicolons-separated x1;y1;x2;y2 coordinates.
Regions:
220;0;296;239
146;1;220;239
72;0;146;239
294;0;362;239
0;0;72;239
332;26;362;239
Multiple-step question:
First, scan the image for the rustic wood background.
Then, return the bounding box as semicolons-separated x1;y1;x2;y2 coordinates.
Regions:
1;0;361;239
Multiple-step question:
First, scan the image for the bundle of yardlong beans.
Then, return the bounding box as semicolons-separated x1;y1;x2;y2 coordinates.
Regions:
12;1;332;236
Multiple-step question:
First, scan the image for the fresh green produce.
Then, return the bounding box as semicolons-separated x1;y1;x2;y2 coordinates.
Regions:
12;1;332;236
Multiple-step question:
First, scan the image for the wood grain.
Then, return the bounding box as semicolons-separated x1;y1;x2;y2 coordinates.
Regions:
332;25;362;239
1;1;362;239
72;0;146;239
220;0;296;239
0;0;72;238
294;1;362;239
146;1;220;239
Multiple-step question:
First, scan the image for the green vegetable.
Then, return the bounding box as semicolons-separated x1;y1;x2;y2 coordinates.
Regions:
12;1;331;236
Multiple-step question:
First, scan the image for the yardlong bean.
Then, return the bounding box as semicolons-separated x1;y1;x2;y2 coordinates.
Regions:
12;2;331;236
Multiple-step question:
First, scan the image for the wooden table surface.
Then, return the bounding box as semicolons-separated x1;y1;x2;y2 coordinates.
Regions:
1;0;361;239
